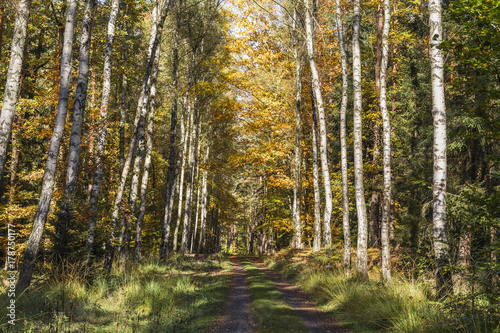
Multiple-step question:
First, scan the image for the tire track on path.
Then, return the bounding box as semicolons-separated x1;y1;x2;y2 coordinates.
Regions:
212;256;255;333
248;257;350;333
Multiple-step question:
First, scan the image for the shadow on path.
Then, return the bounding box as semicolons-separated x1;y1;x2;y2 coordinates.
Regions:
212;256;255;333
248;257;350;333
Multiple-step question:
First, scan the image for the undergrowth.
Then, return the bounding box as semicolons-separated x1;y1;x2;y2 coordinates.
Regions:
264;249;500;333
0;254;230;332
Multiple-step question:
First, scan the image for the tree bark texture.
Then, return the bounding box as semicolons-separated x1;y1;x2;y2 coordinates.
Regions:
304;0;332;247
104;0;172;271
380;0;391;286
160;11;181;259
312;94;322;252
0;0;32;184
353;0;369;277
429;0;452;298
135;53;160;262
57;0;96;254
292;7;303;250
336;0;351;272
197;145;210;253
87;0;121;249
16;0;79;294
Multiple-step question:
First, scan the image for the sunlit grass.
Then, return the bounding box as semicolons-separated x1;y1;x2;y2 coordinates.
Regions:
241;258;308;333
265;249;499;333
0;254;230;332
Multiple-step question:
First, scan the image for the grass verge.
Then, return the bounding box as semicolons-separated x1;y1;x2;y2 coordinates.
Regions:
240;257;308;333
264;249;490;333
0;254;231;332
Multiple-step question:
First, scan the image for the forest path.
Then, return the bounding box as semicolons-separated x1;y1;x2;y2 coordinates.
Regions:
212;256;255;332
248;257;350;333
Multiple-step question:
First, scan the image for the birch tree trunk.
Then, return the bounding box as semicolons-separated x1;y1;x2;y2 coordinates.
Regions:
87;0;121;249
173;110;190;251
380;0;391;286
197;145;210;253
353;0;369;277
190;134;202;253
134;54;160;262
104;0;172;271
292;7;303;250
119;27;130;171
0;0;32;184
304;0;332;247
336;0;351;272
160;11;181;259
429;0;452;298
16;0;79;294
312;94;322;252
181;107;199;253
57;0;96;255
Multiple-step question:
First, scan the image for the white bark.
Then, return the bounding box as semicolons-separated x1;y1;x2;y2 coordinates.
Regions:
380;0;391;286
304;0;332;247
17;0;79;294
87;0;121;248
135;53;160;262
430;0;451;297
0;0;32;183
104;0;172;271
292;7;303;250
336;0;350;271
57;0;96;252
181;107;200;253
353;0;368;277
197;145;210;253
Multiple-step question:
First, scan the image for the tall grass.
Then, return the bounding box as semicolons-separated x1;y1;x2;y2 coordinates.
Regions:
265;249;499;333
0;254;230;332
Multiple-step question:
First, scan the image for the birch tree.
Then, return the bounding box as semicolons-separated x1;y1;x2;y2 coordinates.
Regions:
0;0;32;184
292;7;303;250
429;0;452;298
160;6;181;259
312;93;322;252
336;0;350;271
134;53;160;262
304;0;332;247
87;0;121;249
16;0;79;293
353;0;369;276
104;0;173;271
380;0;391;285
57;0;96;254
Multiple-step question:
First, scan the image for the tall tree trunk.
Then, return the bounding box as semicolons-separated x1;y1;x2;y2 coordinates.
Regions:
134;53;160;262
312;93;322;252
304;0;332;247
160;10;181;259
0;0;32;184
292;7;303;250
119;27;130;171
87;0;121;250
353;0;369;277
336;0;351;272
16;0;79;294
57;0;96;255
197;145;210;253
380;0;391;286
370;6;383;248
173;110;190;251
429;0;452;298
181;106;199;253
103;1;172;272
190;135;202;253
